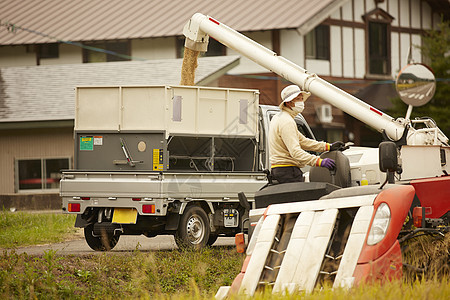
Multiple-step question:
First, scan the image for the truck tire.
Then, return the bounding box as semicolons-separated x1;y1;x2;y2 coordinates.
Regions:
175;206;210;250
84;223;120;251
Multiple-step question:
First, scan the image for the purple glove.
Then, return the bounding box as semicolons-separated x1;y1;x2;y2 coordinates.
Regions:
320;158;336;170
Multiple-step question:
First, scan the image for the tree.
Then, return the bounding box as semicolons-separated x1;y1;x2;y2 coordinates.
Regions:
388;20;450;138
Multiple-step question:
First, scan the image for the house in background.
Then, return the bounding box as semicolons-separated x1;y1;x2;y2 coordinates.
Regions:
0;56;239;198
0;0;448;197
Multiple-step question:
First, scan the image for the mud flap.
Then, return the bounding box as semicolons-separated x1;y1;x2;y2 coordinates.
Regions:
75;214;89;228
165;213;180;231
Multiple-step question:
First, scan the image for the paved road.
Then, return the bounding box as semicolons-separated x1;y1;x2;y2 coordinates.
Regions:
12;235;237;255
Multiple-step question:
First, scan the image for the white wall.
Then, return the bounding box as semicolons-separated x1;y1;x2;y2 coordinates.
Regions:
40;44;82;65
399;0;411;27
330;25;342;77
391;32;400;74
341;0;352;21
422;2;432;30
342;27;354;78
410;0;421;29
0;45;36;67
354;28;365;78
365;0;376;14
306;59;330;76
390;0;400;27
227;31;273;75
132;37;177;60
399;33;411;68
354;0;365;22
280;29;304;68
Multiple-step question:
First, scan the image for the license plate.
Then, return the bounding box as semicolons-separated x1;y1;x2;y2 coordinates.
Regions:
112;208;138;224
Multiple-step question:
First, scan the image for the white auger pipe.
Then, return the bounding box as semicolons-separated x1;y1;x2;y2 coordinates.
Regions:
183;13;408;142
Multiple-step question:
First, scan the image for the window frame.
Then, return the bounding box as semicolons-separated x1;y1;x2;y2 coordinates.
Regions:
14;157;71;193
363;8;393;78
38;43;59;59
82;40;131;63
305;25;330;60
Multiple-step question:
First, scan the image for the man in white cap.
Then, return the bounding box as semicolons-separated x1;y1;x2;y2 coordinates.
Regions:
269;85;343;183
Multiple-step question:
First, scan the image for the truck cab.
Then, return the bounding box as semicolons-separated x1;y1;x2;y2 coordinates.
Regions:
259;105;317;173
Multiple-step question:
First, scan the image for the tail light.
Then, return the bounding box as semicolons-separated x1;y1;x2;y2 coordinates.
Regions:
68;203;81;212
235;232;246;253
72;196;90;200
142;204;155;213
413;207;425;228
132;198;141;201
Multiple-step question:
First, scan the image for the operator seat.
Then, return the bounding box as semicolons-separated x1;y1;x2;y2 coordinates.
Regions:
253;151;351;209
309;150;351;188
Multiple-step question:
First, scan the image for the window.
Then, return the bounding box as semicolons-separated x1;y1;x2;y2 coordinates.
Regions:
267;111;315;140
368;22;389;75
177;36;226;58
306;25;330;60
364;8;393;76
311;127;344;144
38;43;59;59
16;158;70;192
205;38;226;56
83;41;130;63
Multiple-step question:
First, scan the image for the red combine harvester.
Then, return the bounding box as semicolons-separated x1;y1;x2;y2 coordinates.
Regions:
182;13;450;297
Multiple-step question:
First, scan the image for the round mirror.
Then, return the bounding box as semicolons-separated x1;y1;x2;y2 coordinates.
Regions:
395;63;436;107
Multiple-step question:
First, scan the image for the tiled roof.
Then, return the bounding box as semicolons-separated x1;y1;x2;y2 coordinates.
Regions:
0;0;340;45
0;55;240;122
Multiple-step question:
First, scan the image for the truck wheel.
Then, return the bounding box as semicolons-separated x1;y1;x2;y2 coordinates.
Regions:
175;206;210;250
84;223;120;251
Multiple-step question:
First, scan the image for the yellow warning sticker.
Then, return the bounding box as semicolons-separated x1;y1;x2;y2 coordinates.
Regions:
153;149;163;171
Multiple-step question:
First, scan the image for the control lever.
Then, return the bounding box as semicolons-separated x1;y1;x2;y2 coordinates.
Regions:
119;138;143;167
329;165;337;186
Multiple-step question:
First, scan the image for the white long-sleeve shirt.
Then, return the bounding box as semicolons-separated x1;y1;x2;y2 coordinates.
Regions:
269;105;329;168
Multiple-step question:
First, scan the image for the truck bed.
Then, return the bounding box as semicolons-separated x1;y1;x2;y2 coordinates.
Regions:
60;170;267;215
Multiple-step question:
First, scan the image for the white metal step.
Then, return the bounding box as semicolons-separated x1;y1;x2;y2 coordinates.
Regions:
272;211;315;293
289;208;339;293
239;214;281;295
333;205;374;289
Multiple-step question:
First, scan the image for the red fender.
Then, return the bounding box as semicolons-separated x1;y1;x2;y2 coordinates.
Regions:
354;185;415;284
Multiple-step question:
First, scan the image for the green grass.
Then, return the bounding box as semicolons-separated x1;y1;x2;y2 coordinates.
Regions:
0;248;449;299
0;212;448;299
0;247;245;299
0;211;77;248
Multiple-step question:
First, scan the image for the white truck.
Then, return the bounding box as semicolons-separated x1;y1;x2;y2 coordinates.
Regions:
60;85;323;250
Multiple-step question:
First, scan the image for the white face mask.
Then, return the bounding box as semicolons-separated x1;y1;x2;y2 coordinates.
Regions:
291;101;304;114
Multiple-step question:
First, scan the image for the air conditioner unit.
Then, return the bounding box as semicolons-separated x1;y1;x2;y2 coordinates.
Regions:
316;104;333;123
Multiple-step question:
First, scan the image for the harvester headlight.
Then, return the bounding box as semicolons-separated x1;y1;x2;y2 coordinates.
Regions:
367;203;391;245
